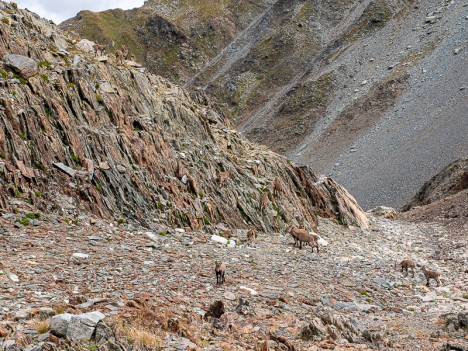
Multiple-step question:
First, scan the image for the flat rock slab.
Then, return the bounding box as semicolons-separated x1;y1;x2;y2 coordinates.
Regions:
3;54;38;78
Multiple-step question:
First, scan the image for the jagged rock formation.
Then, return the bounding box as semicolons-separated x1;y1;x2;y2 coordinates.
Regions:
0;2;368;231
62;0;468;210
402;156;468;211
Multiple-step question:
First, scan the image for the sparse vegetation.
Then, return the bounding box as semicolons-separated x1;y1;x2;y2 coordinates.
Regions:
38;74;49;83
18;217;29;226
96;93;104;104
38;60;53;69
32;318;49;334
117;218;126;224
26;212;42;219
1;17;10;24
114;317;162;350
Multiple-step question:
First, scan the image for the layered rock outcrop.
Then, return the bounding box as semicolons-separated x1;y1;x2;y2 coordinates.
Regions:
0;2;368;231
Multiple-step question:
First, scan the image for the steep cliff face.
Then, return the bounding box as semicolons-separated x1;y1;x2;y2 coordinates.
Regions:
62;0;468;210
0;2;368;231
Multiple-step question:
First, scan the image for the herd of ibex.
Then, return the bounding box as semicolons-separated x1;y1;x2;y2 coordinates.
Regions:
395;259;442;286
92;43;130;65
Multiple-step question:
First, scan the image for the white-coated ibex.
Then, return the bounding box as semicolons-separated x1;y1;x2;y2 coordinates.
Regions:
93;44;107;57
395;259;415;277
421;266;442;287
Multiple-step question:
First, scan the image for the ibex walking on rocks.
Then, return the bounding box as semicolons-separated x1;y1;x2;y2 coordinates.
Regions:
421;266;442;287
216;171;230;187
284;224;319;252
395;259;415;277
93;44;107;57
273;176;284;197
260;191;269;213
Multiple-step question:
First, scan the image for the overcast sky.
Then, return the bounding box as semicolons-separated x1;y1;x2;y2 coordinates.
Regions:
14;0;145;24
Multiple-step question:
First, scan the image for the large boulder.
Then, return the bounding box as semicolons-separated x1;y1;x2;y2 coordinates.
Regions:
66;311;106;342
50;313;74;337
3;54;38;78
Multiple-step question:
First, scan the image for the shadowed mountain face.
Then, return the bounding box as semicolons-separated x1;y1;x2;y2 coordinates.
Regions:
62;0;468;209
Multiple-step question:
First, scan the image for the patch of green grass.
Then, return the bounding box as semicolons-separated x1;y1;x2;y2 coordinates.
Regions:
159;231;167;236
18;217;29;226
13;73;27;85
95;93;104;104
0;70;8;79
38;74;49;83
361;290;368;296
9;90;16;96
35;191;42;197
38;60;53;69
117;218;125;224
365;297;371;303
26;212;41;219
1;17;10;24
462;294;468;300
14;188;21;198
0;151;6;159
65;218;71;225
18;132;27;140
70;151;80;164
94;184;102;192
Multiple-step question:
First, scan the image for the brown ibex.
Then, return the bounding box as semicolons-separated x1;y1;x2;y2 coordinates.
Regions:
284;224;319;252
246;228;256;246
421;266;442;287
216;171;230;187
395;259;415;277
115;45;128;64
188;176;198;195
273;176;284;197
215;261;226;285
92;44;107;57
260;191;269;213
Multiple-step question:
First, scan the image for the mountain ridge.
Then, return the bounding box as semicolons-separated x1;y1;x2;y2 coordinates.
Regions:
61;0;468;210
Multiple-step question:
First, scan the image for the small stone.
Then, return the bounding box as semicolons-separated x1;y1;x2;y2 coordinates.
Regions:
116;165;126;174
7;273;19;282
224;292;236;301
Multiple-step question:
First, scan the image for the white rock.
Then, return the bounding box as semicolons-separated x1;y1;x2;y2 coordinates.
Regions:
76;39;96;53
8;273;19;282
211;235;228;245
239;286;258;295
72;253;89;259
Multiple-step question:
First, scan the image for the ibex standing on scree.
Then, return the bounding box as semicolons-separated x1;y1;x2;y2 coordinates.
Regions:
215;261;226;285
246;228;256;246
421;266;442;287
395;259;415;277
284;224;319;252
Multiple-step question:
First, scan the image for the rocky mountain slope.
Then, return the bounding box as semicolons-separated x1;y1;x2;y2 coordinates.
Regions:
1;196;467;351
0;1;368;235
62;0;468;210
403;156;468;211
